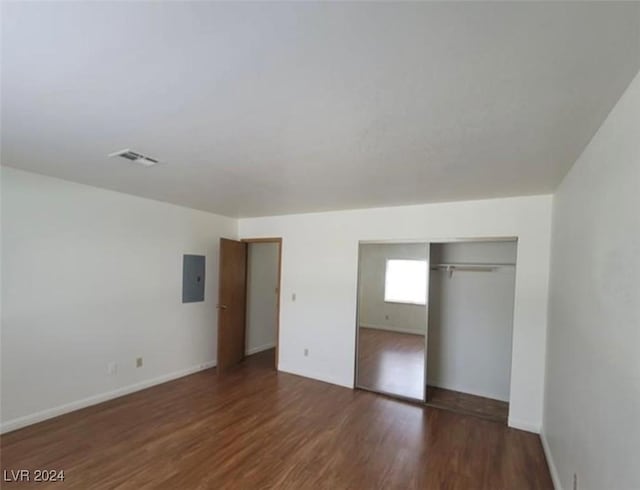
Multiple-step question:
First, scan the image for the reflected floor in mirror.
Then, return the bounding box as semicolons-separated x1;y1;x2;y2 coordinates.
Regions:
357;327;425;400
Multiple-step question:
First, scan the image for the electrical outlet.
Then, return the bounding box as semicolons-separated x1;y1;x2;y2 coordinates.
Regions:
573;473;577;490
136;357;143;368
107;362;117;375
304;348;309;357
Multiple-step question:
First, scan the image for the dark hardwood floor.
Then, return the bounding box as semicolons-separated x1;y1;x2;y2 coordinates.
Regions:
357;327;425;399
1;349;552;489
357;327;510;423
426;386;509;424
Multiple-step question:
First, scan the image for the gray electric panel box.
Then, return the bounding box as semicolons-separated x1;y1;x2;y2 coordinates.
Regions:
182;255;205;303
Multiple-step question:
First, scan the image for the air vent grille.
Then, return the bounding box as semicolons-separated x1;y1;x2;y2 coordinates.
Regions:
108;149;160;167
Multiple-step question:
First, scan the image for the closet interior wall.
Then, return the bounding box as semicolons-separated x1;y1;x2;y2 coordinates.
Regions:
427;241;517;403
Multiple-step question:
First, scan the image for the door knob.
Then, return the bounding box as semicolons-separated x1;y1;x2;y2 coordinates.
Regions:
217;304;228;310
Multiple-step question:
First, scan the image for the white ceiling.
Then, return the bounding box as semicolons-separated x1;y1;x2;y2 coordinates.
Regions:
2;2;639;218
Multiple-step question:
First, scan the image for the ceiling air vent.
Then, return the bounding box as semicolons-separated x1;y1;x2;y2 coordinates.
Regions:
108;149;160;167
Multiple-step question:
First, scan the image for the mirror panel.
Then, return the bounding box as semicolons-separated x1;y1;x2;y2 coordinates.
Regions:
355;242;428;401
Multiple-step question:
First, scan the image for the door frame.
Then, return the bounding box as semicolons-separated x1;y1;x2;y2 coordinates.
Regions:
241;237;283;369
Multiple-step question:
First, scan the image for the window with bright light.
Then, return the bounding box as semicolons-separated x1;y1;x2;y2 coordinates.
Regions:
384;259;427;305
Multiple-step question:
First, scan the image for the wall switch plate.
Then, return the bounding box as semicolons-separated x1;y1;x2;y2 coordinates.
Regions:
292;293;296;301
136;357;143;368
304;348;309;357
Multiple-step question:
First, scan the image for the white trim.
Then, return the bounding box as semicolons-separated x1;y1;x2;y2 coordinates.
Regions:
541;429;562;490
507;417;541;433
0;360;217;434
359;324;425;336
246;342;276;356
383;300;427;306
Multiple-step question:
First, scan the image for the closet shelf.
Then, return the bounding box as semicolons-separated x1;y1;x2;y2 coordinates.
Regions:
431;262;515;268
430;263;515;276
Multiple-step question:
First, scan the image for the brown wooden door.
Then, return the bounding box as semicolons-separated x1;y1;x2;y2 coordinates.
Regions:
217;238;247;373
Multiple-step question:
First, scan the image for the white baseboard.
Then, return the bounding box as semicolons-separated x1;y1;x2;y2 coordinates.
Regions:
541;429;562;490
359;323;425;336
507;417;541;434
246;342;276;356
0;360;217;434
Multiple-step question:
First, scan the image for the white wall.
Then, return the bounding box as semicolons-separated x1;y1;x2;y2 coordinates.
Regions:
0;167;237;432
239;194;552;432
427;241;516;402
246;242;279;355
543;72;640;490
358;243;427;335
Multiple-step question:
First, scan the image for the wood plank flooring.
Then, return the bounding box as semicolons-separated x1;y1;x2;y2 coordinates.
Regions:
1;349;552;489
426;386;509;423
357;327;510;423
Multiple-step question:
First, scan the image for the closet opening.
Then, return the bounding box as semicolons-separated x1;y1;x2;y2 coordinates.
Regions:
425;239;517;423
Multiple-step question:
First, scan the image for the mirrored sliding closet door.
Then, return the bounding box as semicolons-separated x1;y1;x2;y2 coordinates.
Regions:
355;242;429;401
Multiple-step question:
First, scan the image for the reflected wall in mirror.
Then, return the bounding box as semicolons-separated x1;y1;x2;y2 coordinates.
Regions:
356;242;428;401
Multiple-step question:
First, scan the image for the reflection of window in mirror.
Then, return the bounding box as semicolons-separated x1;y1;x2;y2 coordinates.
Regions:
384;259;427;305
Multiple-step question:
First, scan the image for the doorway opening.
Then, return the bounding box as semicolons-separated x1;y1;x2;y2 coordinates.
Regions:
216;238;282;373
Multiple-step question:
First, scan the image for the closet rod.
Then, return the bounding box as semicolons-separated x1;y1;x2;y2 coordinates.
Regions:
430;262;515;269
430;263;514;277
